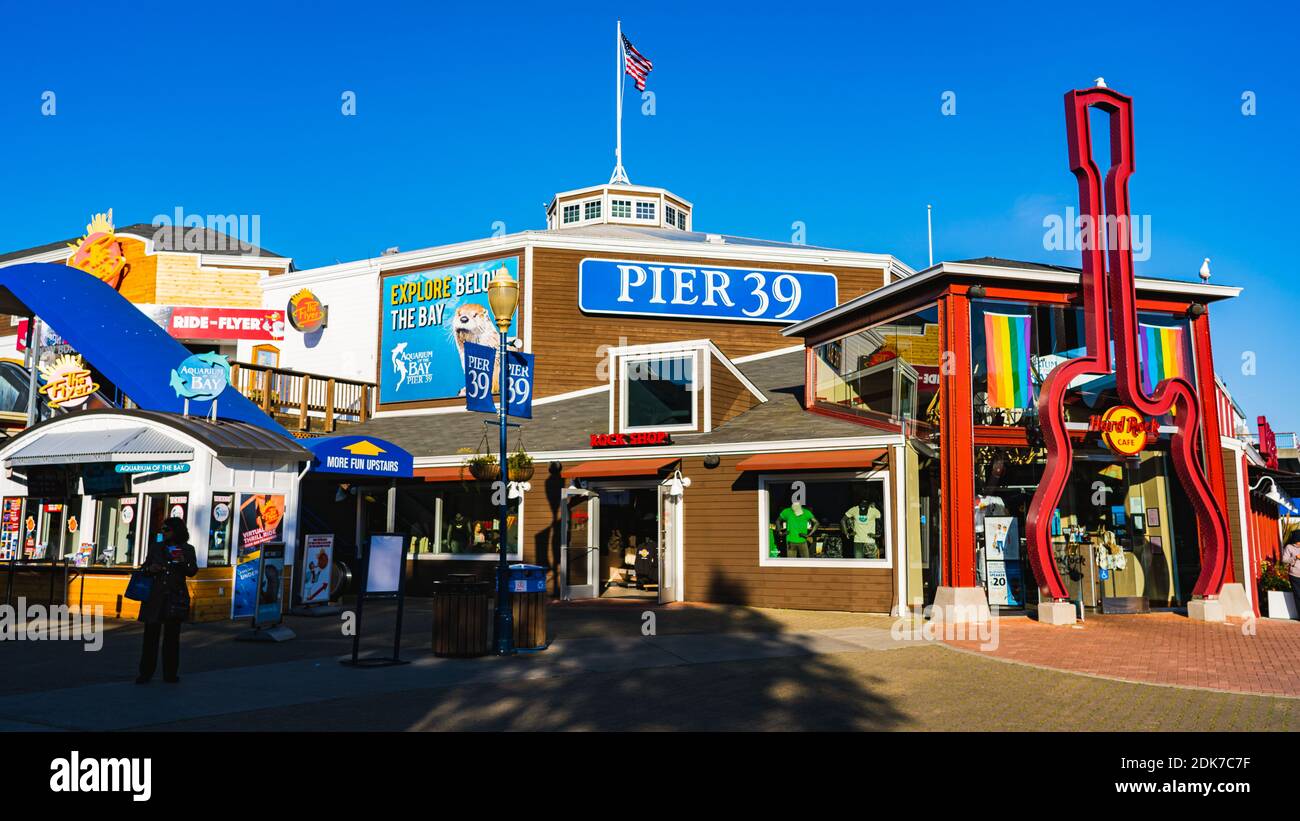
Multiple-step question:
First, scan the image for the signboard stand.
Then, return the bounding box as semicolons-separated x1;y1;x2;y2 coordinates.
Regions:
291;533;341;617
341;533;410;668
236;541;297;643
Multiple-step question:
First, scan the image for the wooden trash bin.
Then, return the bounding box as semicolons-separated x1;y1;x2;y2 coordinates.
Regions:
431;576;490;658
505;564;548;651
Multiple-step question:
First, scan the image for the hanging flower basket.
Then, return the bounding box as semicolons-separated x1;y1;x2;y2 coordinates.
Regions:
507;443;534;482
466;456;500;482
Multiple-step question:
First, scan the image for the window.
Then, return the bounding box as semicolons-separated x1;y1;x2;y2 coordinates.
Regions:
395;483;522;559
636;201;656;220
94;496;139;567
584;200;602;220
611;199;632;218
759;474;890;566
562;203;580;224
813;305;940;430
622;353;696;430
676;210;687;230
665;205;677;227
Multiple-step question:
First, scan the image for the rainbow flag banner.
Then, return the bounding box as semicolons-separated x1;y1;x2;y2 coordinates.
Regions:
984;312;1034;409
1138;323;1191;394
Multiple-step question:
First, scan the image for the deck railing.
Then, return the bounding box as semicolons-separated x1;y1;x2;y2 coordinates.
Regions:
229;361;374;433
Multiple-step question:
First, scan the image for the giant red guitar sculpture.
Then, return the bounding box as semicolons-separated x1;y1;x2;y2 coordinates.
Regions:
1024;86;1231;602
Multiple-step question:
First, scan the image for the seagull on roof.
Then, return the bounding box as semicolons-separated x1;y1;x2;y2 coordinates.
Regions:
1094;77;1108;88
1199;258;1211;282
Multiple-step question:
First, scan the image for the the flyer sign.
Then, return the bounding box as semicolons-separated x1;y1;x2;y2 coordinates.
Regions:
300;534;334;605
168;307;285;341
506;350;534;419
380;256;519;405
463;342;497;413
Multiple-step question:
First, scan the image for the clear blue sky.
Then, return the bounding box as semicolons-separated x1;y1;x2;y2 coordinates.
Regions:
0;1;1295;428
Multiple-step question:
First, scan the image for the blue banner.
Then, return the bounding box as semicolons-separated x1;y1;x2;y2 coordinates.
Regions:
578;259;838;323
463;342;497;413
380;256;519;404
231;554;259;619
506;351;534;419
306;436;414;478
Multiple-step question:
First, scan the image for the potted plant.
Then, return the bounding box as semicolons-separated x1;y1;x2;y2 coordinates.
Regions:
464;453;499;482
507;447;534;482
1259;558;1296;619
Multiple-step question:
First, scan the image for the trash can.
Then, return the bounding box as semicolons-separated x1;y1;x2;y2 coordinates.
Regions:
503;564;548;650
432;575;490;657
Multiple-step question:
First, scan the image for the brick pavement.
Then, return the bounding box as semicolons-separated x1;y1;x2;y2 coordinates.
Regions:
945;612;1300;697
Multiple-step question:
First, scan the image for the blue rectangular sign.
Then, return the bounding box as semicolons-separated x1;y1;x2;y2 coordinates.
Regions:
464;342;497;413
506;350;534;419
380;256;519;405
578;258;838;324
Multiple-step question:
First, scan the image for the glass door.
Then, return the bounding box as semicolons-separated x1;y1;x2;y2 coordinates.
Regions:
560;488;597;600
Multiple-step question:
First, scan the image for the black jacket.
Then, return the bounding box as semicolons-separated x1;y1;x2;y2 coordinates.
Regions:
137;541;198;624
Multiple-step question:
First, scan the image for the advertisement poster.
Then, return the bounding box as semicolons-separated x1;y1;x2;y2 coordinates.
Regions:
208;493;234;567
256;543;286;625
74;543;93;568
166;494;189;522
379;256;519;405
984;516;1019;561
300;534;334;605
0;498;21;561
238;494;285;553
232;552;260;619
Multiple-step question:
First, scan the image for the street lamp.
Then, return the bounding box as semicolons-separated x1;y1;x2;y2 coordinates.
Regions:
487;266;520;656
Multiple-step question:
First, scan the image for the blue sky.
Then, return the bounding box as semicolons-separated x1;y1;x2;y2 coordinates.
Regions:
0;1;1295;428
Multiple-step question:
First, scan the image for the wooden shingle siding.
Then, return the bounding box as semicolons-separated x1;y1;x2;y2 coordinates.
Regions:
710;361;762;428
678;454;896;613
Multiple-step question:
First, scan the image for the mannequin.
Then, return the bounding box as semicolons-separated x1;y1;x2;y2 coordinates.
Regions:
779;499;819;559
841;496;883;559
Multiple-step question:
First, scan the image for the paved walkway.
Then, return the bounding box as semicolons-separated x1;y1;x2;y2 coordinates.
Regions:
946;612;1300;698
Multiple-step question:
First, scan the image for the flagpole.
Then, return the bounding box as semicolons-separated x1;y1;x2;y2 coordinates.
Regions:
611;19;629;184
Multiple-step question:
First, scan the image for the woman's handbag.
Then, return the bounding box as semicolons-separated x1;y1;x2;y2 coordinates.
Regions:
124;571;154;602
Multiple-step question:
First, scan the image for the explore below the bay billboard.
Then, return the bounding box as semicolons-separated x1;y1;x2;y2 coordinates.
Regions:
379;256;520;405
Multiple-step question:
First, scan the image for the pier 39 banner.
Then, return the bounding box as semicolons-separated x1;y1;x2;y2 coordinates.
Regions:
380;257;519;404
578;259;838;323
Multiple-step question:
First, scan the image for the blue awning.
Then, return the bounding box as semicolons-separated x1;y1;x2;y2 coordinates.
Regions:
305;435;414;478
0;262;286;433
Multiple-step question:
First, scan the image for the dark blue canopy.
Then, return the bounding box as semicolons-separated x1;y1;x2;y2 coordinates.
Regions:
0;262;286;433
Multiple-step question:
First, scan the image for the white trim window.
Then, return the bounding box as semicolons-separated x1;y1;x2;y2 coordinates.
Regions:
611;199;632;219
619;351;698;432
400;484;523;561
584;200;602;221
758;472;891;568
664;204;678;229
636;201;656;221
562;203;581;224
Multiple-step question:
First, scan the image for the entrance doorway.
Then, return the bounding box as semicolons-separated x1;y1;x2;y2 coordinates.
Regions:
560;480;681;604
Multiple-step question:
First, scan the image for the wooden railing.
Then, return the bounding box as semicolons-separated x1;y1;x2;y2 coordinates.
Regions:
229;361;374;433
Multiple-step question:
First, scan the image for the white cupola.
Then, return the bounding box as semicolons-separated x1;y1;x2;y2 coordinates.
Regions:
545;183;693;232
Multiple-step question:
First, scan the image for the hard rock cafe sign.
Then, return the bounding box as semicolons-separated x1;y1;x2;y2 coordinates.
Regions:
1089;406;1158;457
38;354;100;409
66;210;129;291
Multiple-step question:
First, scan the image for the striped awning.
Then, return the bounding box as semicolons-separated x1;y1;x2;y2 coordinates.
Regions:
5;427;194;467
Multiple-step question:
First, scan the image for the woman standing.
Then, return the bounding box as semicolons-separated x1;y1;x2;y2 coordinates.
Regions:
136;516;198;683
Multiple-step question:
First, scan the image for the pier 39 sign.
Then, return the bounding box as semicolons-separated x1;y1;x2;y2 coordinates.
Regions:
578;259;838;324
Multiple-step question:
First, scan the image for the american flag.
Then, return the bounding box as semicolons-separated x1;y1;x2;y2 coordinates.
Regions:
622;34;653;91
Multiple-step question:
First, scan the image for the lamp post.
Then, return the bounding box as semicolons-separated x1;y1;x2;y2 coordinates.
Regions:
486;266;520;656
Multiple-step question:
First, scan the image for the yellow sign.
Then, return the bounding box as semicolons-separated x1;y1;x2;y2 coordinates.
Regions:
38;354;100;409
1092;405;1156;457
67;210;130;291
342;440;386;457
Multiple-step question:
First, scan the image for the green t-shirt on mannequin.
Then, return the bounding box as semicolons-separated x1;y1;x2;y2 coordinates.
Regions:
779;506;818;558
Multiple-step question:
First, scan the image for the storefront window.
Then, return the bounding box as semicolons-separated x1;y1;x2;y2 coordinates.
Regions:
207;492;235;567
812;305;940;431
94;496;139;567
969;299;1197;427
760;474;890;565
622;353;696;430
395;483;522;559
